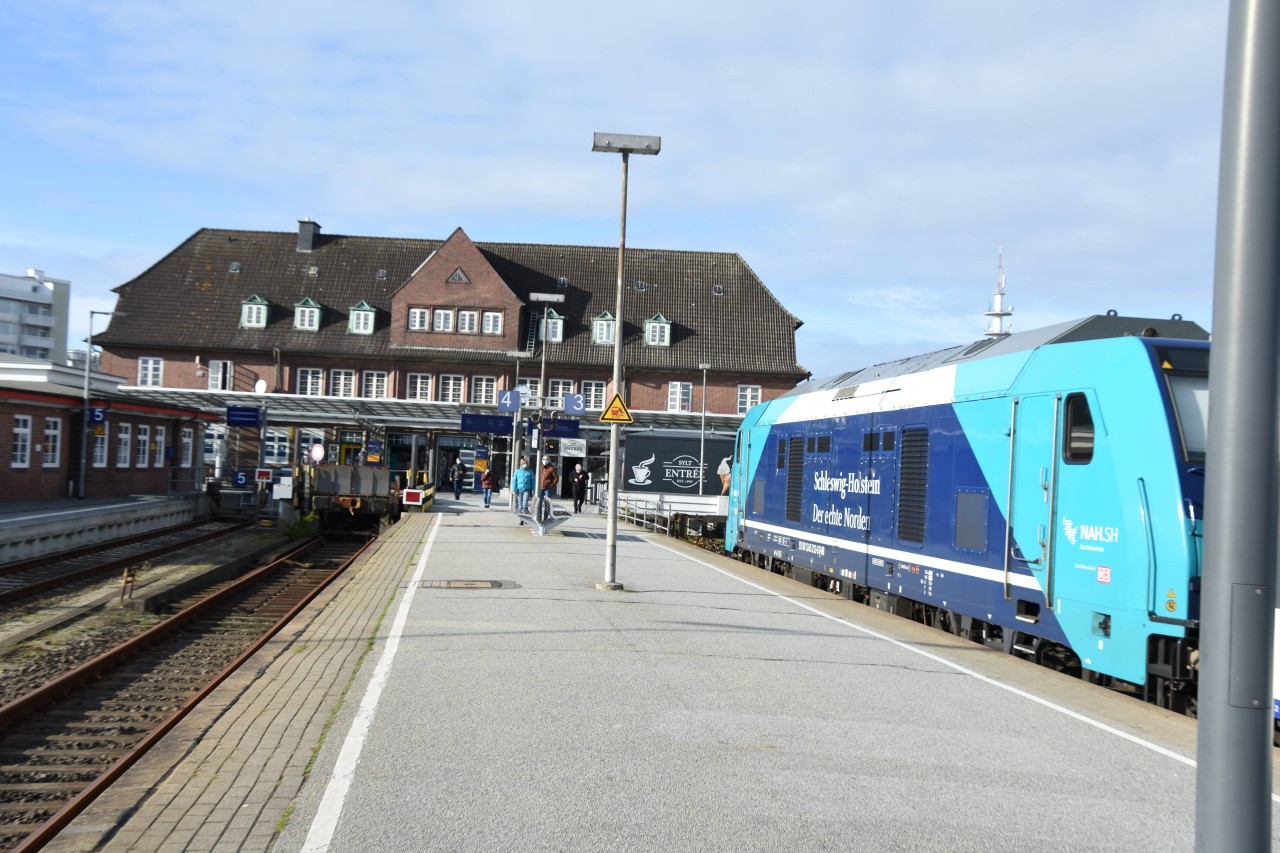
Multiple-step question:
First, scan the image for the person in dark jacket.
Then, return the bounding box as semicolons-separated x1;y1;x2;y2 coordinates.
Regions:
450;456;467;500
538;456;559;520
570;463;589;514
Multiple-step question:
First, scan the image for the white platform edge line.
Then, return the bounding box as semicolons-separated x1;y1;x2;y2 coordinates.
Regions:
649;541;1266;796
301;514;443;852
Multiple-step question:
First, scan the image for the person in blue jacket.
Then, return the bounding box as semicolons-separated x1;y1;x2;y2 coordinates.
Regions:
511;457;535;513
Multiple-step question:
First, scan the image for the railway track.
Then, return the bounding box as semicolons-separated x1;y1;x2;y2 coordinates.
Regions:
0;520;251;607
0;533;373;852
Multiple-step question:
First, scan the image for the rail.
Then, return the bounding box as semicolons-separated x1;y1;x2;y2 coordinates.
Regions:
616;495;672;536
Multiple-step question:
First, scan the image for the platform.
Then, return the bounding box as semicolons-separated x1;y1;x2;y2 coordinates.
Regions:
0;495;208;563
43;492;1280;852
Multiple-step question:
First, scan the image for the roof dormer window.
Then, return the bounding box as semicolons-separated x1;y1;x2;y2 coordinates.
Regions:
645;313;671;347
241;294;269;329
349;300;376;335
294;297;322;331
592;312;616;345
540;308;564;343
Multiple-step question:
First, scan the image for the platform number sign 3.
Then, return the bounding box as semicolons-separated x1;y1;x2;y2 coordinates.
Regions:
563;393;586;415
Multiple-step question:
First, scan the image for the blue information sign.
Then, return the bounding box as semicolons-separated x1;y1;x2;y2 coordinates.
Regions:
460;413;514;434
563;393;586;415
527;418;580;438
226;406;263;427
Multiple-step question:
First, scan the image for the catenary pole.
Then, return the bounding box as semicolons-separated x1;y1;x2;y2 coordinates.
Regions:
1195;1;1280;849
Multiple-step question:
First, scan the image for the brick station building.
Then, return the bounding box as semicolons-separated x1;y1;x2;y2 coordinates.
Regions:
94;220;808;489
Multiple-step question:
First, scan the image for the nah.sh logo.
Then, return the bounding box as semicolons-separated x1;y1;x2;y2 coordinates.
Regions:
1061;518;1119;546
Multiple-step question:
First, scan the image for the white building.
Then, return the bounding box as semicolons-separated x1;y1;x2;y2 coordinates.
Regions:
0;269;70;363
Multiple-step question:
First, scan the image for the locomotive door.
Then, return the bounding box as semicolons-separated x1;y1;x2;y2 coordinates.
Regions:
864;425;898;590
1007;394;1062;605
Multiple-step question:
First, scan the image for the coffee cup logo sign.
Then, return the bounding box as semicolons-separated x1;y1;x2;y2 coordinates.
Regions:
628;454;656;485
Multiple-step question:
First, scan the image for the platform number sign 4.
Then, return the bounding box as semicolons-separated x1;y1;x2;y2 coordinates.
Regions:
497;390;520;413
563;393;586;416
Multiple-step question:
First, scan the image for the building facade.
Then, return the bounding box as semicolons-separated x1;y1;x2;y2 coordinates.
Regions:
95;220;808;490
0;269;70;363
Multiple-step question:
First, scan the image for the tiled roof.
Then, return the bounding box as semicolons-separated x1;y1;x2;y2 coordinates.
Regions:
97;225;808;379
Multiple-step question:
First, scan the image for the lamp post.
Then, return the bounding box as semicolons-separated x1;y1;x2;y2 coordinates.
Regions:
79;310;125;499
593;132;661;590
698;363;711;496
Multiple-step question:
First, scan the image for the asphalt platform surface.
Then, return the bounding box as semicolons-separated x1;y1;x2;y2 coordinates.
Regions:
38;493;1280;852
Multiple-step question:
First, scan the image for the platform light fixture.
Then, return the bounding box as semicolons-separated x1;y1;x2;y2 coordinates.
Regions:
593;132;661;591
79;310;126;499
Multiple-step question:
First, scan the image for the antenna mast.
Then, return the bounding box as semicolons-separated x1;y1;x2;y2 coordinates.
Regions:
984;247;1014;338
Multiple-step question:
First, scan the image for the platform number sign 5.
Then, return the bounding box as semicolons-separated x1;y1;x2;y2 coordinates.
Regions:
563;393;586;416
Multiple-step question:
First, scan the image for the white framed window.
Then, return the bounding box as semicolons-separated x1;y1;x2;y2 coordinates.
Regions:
541;309;564;343
42;417;62;467
439;374;464;403
264;428;290;465
11;415;31;468
349;302;376;334
209;359;234;391
180;427;194;468
297;367;324;396
593;313;616;344
522;378;541;404
241;296;269;328
470;375;497;405
136;424;150;467
330;369;356;397
458;310;478;333
295;301;321;330
138;357;164;387
153;425;166;467
482;311;503;334
409;308;430;331
406;373;432;400
668;381;693;413
203;425;225;464
362;371;388;398
548;379;573;409
582;380;606;411
645;314;671;347
433;309;454;332
737;384;762;414
117;423;131;467
93;429;108;467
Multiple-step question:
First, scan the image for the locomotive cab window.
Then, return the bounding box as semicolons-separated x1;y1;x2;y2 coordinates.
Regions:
1063;393;1094;464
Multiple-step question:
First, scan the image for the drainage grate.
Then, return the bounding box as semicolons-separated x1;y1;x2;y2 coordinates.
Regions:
420;580;504;589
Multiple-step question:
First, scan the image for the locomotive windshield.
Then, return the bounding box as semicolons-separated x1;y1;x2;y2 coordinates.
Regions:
1159;347;1209;465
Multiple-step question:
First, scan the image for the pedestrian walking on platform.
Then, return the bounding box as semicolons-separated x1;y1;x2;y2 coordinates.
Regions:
512;457;534;513
538;456;559;520
571;463;589;514
481;467;498;508
450;456;467;500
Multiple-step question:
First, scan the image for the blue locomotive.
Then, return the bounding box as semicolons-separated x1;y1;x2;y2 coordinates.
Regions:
725;314;1210;714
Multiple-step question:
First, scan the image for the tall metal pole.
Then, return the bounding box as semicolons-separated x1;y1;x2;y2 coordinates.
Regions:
698;363;710;496
1196;1;1280;849
602;151;630;590
592;132;660;591
78;310;119;500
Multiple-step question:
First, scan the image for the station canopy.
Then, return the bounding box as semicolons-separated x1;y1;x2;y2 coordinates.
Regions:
117;387;745;435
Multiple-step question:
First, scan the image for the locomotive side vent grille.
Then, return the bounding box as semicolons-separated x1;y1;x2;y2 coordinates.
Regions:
897;428;929;544
785;436;805;523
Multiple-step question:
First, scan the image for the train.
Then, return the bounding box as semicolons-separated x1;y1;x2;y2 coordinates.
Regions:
724;313;1211;715
310;465;403;532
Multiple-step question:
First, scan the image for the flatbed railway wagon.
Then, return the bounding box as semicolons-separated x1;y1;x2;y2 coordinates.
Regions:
311;465;401;532
725;314;1211;714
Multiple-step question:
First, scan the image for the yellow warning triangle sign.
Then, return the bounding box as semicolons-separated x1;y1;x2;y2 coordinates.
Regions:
599;393;634;424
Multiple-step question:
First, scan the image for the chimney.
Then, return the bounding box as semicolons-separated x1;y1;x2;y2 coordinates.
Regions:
297;219;321;253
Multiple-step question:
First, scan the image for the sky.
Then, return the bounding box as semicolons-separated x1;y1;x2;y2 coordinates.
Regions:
0;1;1230;382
